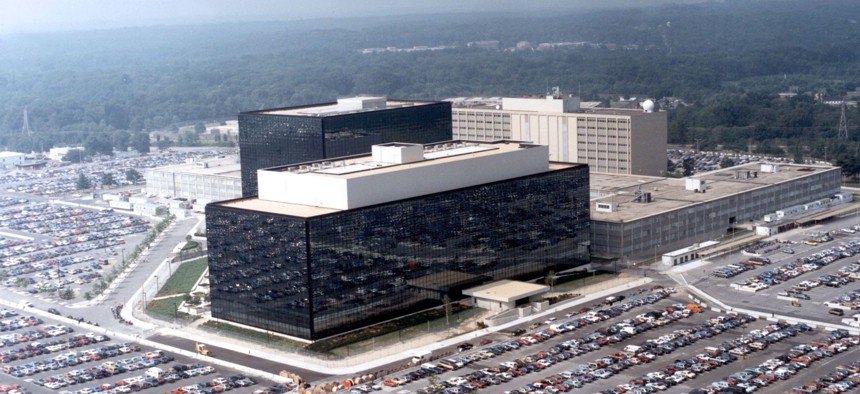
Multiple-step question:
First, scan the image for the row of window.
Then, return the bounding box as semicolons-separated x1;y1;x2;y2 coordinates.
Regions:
576;118;629;124
582;156;629;162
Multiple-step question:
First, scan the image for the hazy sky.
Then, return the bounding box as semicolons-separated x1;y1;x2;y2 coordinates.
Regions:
0;0;675;35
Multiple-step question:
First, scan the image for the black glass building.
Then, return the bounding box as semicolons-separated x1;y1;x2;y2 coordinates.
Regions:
207;144;590;340
238;98;452;197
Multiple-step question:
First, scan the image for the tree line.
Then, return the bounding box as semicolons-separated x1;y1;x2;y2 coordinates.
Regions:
0;0;858;162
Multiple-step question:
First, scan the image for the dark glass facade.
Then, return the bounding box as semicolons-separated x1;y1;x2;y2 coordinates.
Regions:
238;102;452;197
207;165;590;340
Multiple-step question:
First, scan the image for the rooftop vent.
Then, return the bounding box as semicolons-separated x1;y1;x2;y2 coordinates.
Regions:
685;178;707;192
596;202;615;212
760;163;780;173
371;143;424;164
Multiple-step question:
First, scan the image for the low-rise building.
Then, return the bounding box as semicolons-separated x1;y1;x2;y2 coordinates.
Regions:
144;156;241;202
590;163;842;259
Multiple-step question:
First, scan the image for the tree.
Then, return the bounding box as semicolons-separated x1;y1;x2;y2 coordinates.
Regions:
62;149;85;163
85;135;113;156
682;157;696;176
111;131;130;152
101;173;115;186
179;130;200;146
719;157;735;168
75;173;92;190
59;288;75;300
194;123;207;133
125;168;142;183
792;145;804;164
130;132;150;154
442;294;451;325
156;138;172;151
427;374;440;390
544;270;557;292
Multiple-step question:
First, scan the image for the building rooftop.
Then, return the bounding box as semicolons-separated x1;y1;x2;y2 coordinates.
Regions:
248;96;438;117
147;156;241;178
462;280;549;303
447;96;657;118
216;140;579;217
590;163;839;223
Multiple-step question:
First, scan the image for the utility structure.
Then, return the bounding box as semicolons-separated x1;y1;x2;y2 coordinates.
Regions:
21;107;32;137
839;101;849;139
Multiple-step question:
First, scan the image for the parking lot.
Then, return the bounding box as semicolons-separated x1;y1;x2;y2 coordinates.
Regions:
686;214;860;323
0;149;235;197
370;284;859;394
0;149;237;305
0;200;152;302
0;305;289;394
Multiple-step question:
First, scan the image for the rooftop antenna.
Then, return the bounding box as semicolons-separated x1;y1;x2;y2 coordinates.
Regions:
21;106;32;137
839;101;849;139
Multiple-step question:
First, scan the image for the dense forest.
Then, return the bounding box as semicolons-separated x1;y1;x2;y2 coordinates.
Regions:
1;0;860;171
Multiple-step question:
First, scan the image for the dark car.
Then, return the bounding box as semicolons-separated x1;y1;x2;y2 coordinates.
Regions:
47;308;61;315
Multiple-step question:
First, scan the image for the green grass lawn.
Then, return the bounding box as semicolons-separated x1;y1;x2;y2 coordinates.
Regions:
147;295;190;320
156;258;207;297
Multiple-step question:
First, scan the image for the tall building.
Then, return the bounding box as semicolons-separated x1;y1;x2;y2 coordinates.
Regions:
238;96;452;197
206;141;591;340
449;92;667;176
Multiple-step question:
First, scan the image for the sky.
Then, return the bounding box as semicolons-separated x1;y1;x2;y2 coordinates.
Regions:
0;0;687;35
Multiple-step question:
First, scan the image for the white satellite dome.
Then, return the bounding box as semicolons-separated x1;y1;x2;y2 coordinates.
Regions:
642;99;655;113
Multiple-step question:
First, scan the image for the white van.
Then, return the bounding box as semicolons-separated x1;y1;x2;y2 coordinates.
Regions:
412;351;431;364
623;345;643;354
145;367;163;379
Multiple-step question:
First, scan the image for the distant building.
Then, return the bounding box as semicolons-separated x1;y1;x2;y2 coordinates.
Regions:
449;91;667;176
206;140;591;340
467;40;500;49
144;156;241;202
238;96;452;197
0;152;26;169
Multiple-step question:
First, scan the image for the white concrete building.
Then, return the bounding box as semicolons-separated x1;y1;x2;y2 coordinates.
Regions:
257;141;550;210
462;280;550;312
145;156;241;202
0;152;26;169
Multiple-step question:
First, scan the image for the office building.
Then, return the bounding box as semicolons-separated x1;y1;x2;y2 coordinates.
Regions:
238;96;452;196
590;163;842;259
144;156;242;202
449;92;667;176
206;140;590;340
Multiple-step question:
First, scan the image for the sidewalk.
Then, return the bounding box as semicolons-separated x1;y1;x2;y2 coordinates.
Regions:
129;272;652;379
